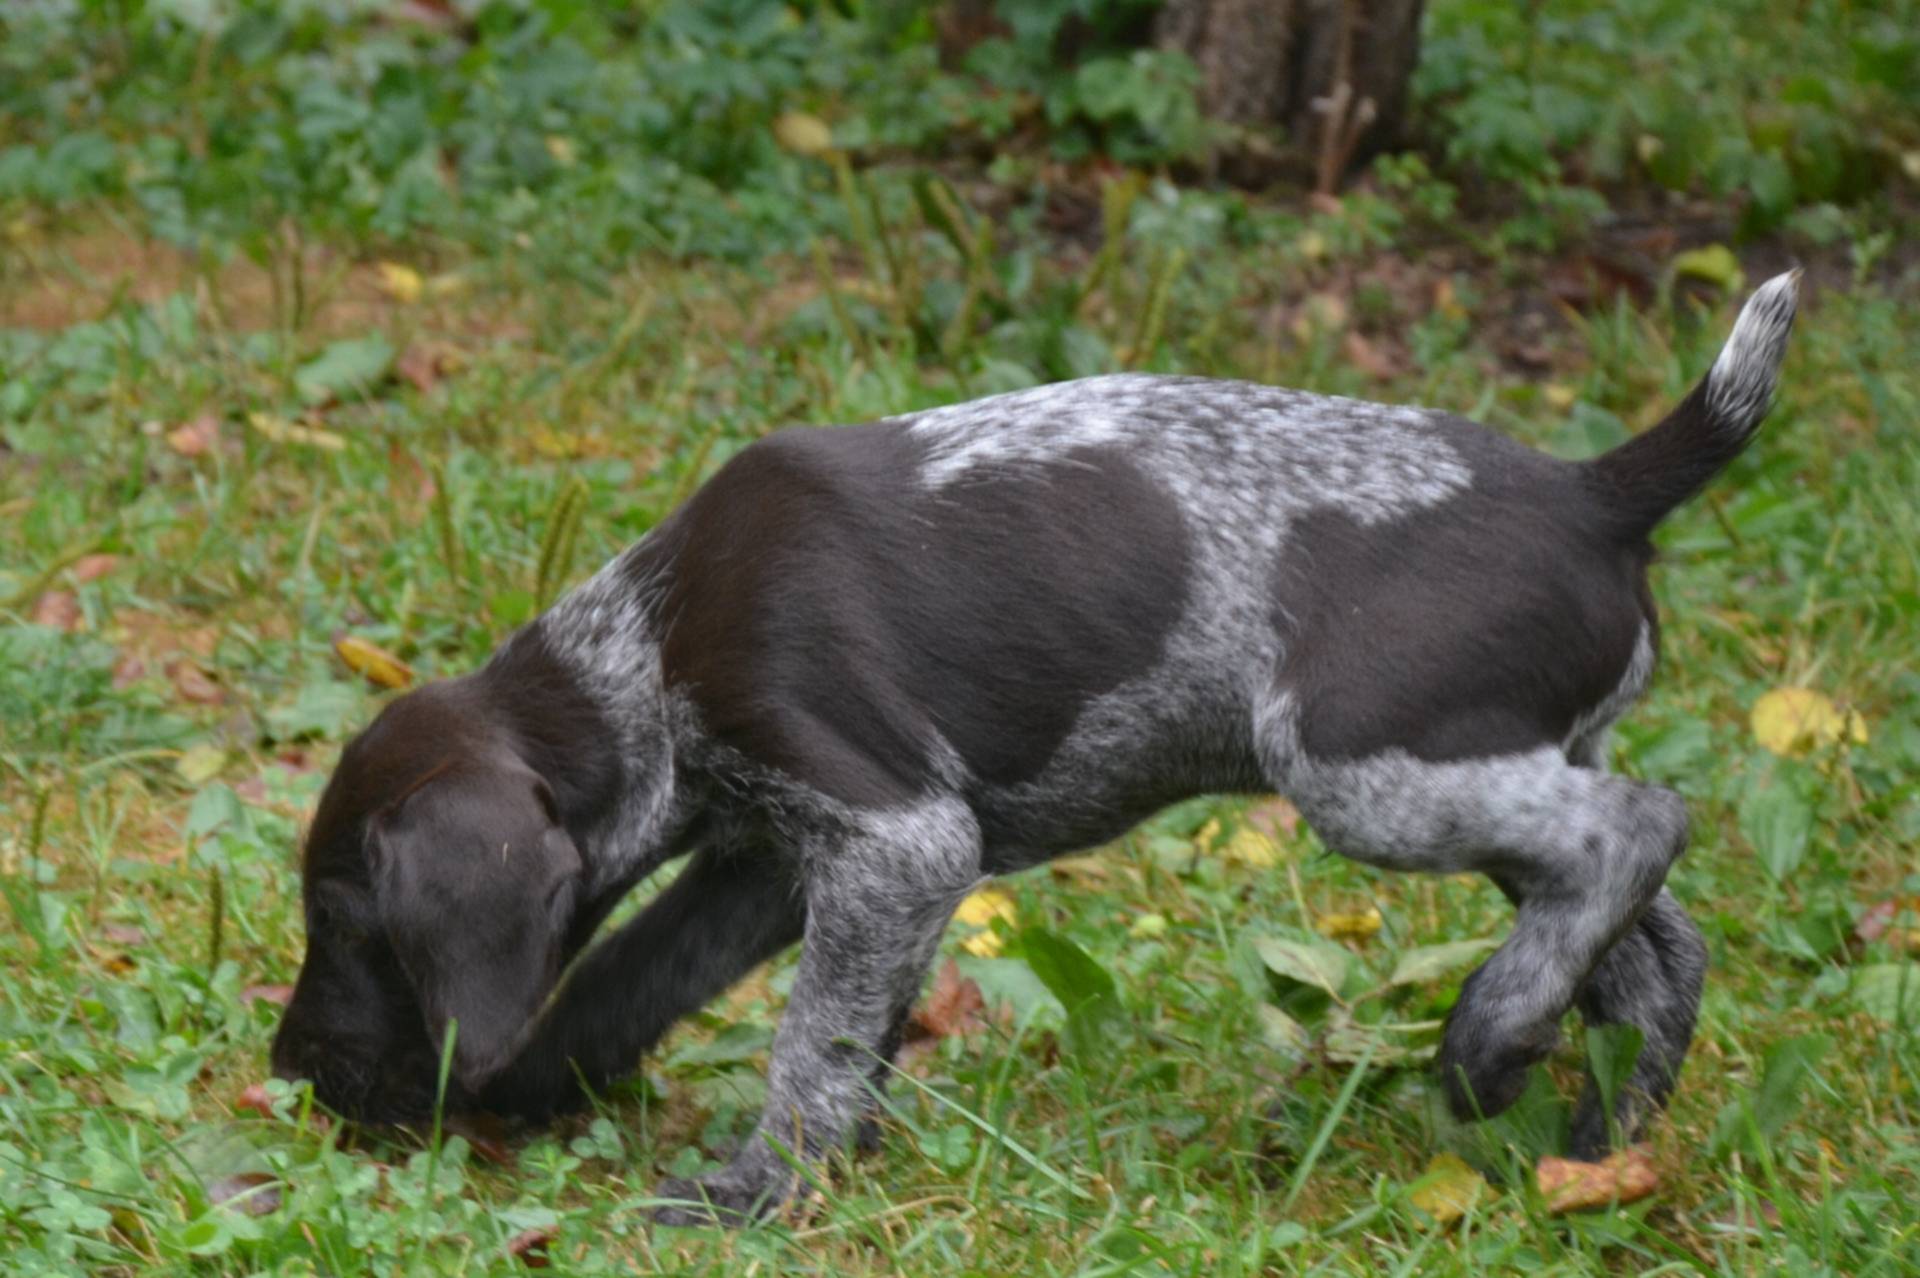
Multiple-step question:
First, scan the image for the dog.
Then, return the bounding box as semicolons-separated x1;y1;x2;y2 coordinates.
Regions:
272;272;1800;1223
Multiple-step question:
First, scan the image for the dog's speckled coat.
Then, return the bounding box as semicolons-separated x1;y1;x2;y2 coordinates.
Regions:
273;273;1801;1224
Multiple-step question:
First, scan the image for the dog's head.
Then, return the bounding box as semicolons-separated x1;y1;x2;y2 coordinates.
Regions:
270;681;584;1119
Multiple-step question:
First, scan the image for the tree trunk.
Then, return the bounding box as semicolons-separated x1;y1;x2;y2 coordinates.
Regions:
1154;0;1425;186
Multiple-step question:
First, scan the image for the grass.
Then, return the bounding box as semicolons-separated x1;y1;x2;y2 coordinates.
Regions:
3;2;1919;1274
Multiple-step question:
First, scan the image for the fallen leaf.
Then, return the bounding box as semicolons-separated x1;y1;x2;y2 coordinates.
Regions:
176;743;229;784
906;958;987;1049
1751;687;1868;757
168;658;224;705
240;984;295;1008
334;635;414;689
396;345;445;394
30;590;81;631
1129;912;1169;939
71;554;120;583
773;111;834;156
100;923;147;946
1433;277;1466;321
545;134;577;167
207;1172;281;1218
1543;383;1577;410
376;262;424;304
1537;1145;1659;1213
1218;826;1281;867
506;1225;558;1268
166;414;222;457
1342;331;1401;381
1408;1152;1488;1224
234;1084;276;1119
1855;898;1911;945
1316;907;1383;941
112;651;149;688
1672;244;1744;293
1244;797;1300;839
954;888;1016;957
1289;292;1349;342
248;412;346;451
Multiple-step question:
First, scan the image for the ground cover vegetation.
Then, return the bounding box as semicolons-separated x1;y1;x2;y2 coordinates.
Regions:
2;0;1917;1273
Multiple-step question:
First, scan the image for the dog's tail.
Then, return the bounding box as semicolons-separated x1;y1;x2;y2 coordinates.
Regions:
1586;270;1800;542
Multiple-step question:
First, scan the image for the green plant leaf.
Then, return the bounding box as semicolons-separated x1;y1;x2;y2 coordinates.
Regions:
1387;938;1499;987
1255;935;1353;996
295;335;395;405
1738;780;1814;881
1852;964;1920;1024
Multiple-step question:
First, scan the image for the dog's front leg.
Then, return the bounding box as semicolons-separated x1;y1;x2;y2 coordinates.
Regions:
483;843;806;1120
652;798;982;1226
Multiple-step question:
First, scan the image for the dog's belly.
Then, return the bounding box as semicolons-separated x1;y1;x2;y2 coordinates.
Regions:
968;665;1268;870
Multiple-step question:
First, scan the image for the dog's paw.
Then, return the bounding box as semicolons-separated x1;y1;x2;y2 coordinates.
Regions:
1437;989;1561;1122
649;1167;792;1228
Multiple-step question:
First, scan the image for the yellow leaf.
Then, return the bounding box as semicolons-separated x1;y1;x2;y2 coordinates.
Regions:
1543;383;1576;410
773;111;834;157
247;412;345;451
1219;826;1281;867
1538;1146;1660;1213
1408;1153;1488;1224
1751;687;1868;757
1672;244;1744;293
1316;907;1383;941
1129;912;1169;940
954;888;1015;957
376;262;424;304
176;744;229;785
544;135;577;168
334;635;415;689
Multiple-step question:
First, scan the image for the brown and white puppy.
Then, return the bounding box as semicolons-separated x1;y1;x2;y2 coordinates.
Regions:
273;273;1800;1223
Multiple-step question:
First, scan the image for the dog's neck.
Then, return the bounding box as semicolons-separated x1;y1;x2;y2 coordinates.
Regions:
482;540;693;900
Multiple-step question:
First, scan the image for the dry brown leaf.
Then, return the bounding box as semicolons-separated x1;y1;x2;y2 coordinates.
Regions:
396;346;438;394
1343;331;1401;381
207;1172;281;1218
30;590;81;631
506;1225;558;1268
71;554;120;583
166;414;222;457
235;1083;276;1119
1244;797;1301;839
168;658;225;705
100;923;147;946
907;959;987;1049
240;984;295;1008
1537;1145;1659;1213
335;635;414;689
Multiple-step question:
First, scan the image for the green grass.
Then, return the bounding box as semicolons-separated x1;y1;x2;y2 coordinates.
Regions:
3;2;1919;1274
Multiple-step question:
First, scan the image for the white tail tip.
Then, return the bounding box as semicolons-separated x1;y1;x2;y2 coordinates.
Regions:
1707;269;1801;430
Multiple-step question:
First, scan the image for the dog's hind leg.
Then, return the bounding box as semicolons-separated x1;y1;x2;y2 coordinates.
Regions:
652;796;983;1225
1566;888;1708;1156
1257;699;1691;1124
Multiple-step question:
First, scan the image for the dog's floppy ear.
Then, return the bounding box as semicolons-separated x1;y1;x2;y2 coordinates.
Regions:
366;764;583;1095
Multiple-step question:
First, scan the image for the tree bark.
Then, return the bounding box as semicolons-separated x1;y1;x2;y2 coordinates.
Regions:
1154;0;1425;183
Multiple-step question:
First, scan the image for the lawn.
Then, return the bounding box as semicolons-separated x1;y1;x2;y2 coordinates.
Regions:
2;2;1917;1274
